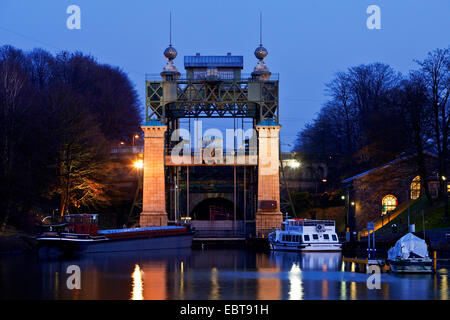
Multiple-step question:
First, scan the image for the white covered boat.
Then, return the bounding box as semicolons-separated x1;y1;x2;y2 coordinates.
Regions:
268;219;342;252
387;233;433;273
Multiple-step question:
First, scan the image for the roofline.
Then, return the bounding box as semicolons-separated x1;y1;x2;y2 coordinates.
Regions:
341;151;438;184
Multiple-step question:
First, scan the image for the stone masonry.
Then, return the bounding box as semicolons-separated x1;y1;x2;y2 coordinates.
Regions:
255;123;283;236
140;122;168;227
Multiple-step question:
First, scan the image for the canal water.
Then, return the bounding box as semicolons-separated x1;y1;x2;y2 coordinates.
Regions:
0;248;448;300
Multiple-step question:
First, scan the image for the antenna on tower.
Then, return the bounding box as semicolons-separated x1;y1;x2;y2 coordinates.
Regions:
259;11;262;46
169;11;172;45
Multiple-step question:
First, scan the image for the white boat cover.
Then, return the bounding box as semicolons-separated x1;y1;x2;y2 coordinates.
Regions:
388;233;429;260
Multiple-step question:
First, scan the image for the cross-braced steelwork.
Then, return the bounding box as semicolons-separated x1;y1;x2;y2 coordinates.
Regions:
145;74;279;123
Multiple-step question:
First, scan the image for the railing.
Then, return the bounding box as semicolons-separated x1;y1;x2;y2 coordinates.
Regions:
165;145;257;157
191;221;255;239
193;229;247;239
110;146;144;154
165;154;258;166
145;73;279;82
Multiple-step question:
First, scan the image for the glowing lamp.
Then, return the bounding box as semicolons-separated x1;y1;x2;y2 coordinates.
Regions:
288;160;300;169
133;160;144;169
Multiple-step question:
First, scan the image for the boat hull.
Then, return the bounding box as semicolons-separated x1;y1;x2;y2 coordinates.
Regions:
388;258;433;273
270;242;342;252
37;232;194;255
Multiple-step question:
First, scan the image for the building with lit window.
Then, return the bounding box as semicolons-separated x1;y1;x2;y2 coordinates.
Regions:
342;152;443;231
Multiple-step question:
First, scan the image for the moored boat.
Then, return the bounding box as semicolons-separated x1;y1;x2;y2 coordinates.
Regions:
268;219;342;252
36;214;194;255
387;233;433;273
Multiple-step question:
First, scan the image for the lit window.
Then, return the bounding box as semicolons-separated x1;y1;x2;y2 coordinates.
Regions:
411;176;421;200
382;195;397;215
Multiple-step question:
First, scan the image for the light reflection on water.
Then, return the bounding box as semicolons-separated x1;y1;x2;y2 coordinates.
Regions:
131;264;143;300
0;249;448;300
288;264;303;300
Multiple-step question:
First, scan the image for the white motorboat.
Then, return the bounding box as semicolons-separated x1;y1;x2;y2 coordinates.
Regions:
268;219;342;252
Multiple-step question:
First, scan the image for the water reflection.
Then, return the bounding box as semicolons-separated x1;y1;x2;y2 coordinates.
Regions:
0;249;448;300
270;251;341;300
256;253;281;299
209;267;220;300
288;264;303;300
270;251;341;271
440;274;448;300
131;265;143;300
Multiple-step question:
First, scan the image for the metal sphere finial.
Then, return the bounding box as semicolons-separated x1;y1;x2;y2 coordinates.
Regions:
164;45;177;61
254;45;268;60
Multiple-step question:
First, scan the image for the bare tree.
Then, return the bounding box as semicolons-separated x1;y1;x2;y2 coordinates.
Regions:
416;47;450;217
0;47;29;232
399;73;434;204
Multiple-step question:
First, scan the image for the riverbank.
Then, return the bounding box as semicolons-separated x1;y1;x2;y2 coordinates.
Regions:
0;234;38;254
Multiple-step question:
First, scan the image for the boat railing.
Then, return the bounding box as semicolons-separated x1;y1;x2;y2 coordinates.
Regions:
287;219;335;227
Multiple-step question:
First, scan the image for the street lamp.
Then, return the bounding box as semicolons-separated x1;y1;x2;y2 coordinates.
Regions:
128;158;144;225
288;160;301;169
132;134;140;147
133;160;144;169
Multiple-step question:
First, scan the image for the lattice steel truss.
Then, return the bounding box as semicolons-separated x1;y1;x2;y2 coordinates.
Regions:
145;78;279;123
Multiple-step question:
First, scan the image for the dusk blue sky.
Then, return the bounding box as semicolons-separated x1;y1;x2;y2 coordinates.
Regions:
1;0;449;151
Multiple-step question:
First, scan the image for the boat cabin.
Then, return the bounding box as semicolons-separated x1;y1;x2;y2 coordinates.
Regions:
276;219;338;244
61;214;99;235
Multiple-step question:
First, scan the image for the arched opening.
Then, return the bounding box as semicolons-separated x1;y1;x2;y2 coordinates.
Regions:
191;197;242;220
411;176;421;200
381;194;397;215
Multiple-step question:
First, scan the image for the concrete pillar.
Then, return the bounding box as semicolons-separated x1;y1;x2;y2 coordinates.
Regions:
255;120;283;237
140;120;167;227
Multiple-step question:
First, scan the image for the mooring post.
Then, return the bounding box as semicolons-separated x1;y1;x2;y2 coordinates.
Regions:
433;251;437;271
372;228;377;259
